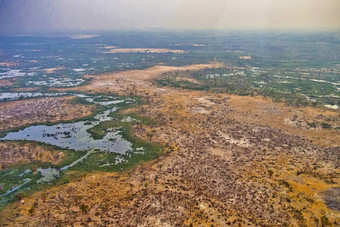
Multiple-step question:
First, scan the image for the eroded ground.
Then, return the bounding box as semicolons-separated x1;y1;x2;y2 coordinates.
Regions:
2;64;340;226
0;96;95;133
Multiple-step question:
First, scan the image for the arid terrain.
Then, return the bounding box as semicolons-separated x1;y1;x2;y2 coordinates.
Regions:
0;141;65;169
1;64;339;226
0;96;95;133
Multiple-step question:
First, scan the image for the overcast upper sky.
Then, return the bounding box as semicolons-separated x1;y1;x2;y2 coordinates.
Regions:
0;0;339;34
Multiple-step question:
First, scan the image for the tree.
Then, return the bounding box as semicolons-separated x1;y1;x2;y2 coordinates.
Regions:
267;169;274;178
80;204;89;214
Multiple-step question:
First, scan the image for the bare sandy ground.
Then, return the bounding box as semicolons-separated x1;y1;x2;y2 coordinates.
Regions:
103;47;185;54
56;63;222;95
41;67;65;74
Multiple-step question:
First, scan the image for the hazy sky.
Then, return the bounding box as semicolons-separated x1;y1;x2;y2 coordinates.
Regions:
0;0;339;34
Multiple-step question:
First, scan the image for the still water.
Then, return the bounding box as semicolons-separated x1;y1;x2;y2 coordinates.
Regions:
1;94;134;154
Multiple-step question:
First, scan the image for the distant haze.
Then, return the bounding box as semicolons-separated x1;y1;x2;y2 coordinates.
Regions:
0;0;339;34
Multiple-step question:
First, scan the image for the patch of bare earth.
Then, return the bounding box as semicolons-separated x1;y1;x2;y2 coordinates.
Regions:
103;47;185;54
3;64;340;226
0;96;95;132
41;67;65;74
0;79;14;87
0;62;17;67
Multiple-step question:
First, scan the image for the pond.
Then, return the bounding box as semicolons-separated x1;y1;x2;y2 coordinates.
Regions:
1;121;132;154
1;93;134;153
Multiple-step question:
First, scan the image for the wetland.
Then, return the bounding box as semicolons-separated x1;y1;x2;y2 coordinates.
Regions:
0;92;161;207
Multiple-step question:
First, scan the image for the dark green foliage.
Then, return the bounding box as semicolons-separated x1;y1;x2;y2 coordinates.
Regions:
268;169;274;178
80;204;89;214
279;180;293;191
307;122;317;128
321;216;332;227
321;122;332;129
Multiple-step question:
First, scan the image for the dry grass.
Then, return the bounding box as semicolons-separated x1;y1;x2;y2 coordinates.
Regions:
0;141;65;169
228;95;340;147
0;96;95;132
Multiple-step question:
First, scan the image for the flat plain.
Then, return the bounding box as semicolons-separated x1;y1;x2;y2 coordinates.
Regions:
0;32;339;226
